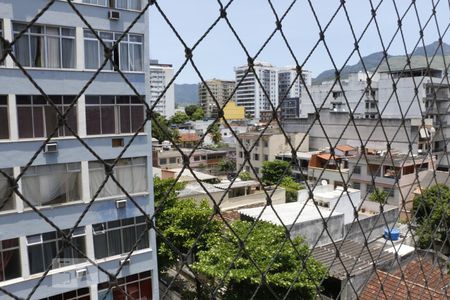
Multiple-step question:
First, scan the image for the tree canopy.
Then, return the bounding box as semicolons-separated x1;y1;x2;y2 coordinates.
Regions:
261;160;292;186
170;111;190;124
239;171;253;181
280;176;303;202
218;158;236;173
412;184;450;253
185;105;205;121
369;188;389;204
194;220;326;299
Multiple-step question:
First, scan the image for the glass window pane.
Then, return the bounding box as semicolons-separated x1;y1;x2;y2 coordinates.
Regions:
62;38;75;68
84;40;99;69
30;35;45;67
17;106;33;138
101;106;115;134
119;106;131;133
86;106;101;135
14;34;31;67
131;105;144;132
32;106;45;137
28;245;44;274
0;106;9;139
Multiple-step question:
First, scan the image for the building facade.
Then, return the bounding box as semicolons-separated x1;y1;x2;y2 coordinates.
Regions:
236;130;309;178
0;1;157;299
199;79;235;119
150;59;175;118
235;62;279;120
278;66;311;119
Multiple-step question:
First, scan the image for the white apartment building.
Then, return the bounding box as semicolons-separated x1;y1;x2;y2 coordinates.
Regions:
0;1;157;299
199;79;235;118
278;66;312;119
300;71;380;118
235;61;279;119
150;59;175;118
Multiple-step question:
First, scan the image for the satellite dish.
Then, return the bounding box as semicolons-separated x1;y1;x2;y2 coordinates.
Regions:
321;180;328;186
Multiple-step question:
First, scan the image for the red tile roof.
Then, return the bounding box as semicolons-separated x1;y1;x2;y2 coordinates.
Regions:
360;256;450;300
180;133;200;142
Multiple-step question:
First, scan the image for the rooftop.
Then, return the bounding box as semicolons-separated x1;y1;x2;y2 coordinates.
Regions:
360;254;450;299
238;202;343;226
164;168;218;183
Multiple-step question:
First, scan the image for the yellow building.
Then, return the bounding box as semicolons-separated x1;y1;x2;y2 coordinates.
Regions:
223;101;245;120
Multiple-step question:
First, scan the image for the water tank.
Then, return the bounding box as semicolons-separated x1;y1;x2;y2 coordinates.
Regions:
384;228;400;241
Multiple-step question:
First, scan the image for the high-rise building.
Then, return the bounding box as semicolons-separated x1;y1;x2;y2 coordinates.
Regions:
199;79;235;119
278;66;312;119
235;62;279;119
150;59;175;118
0;1;158;299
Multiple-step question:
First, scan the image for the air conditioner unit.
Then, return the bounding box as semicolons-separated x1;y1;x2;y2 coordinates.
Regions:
76;268;87;279
44;142;58;153
116;199;127;209
108;10;120;20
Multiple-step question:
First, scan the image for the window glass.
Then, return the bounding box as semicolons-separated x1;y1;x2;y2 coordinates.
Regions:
0;169;14;211
0;238;21;282
85;95;144;135
88;157;147;198
27;228;86;274
13;23;76;69
92;217;149;259
0;95;8;139
16;95;77;138
21;163;81;207
84;29;143;71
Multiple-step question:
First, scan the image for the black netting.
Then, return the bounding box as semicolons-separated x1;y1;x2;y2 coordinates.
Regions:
0;0;449;299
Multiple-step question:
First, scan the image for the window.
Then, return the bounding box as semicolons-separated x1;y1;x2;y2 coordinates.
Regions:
0;96;8;139
194;156;200;162
92;216;149;259
0;238;21;282
39;288;90;300
89;157;147;198
0;20;3;66
0;169;14;211
263;140;269;147
159;158;167;165
352;182;361;190
114;0;142;10
239;151;243;158
84;30;143;71
21;163;81;207
13;23;75;68
98;272;152;300
16;95;77;139
82;0;107;5
27;228;86;274
254;153;259;161
264;155;269;161
85;95;144;135
169;157;177;164
353;166;361;174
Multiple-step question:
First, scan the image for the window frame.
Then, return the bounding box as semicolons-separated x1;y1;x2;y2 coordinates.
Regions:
0;95;9;139
83;29;143;71
85;95;145;135
0;238;21;282
12;22;76;69
92;216;149;259
26;228;86;275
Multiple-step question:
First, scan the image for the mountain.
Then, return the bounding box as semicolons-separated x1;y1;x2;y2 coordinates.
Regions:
175;84;199;106
313;41;450;84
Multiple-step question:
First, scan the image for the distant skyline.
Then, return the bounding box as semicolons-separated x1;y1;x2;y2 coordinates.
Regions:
149;0;449;84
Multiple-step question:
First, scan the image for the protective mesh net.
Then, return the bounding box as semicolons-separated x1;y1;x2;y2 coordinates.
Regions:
0;0;449;299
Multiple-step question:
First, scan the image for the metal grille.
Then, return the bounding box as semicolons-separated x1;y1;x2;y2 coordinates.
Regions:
0;0;449;299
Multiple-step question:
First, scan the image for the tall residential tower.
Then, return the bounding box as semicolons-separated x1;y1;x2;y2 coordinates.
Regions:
0;0;157;299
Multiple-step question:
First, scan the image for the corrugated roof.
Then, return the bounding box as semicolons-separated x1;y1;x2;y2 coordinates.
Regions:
180;133;200;142
312;240;394;280
360;255;450;299
336;145;355;152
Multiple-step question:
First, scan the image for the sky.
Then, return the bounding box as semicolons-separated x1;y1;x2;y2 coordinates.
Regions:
149;0;449;84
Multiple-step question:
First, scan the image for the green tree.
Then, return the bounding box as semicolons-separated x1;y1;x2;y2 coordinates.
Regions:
261;160;292;186
239;171;252;181
369;188;389;204
191;107;205;121
218;158;236;173
281;176;303;203
152;113;173;143
412;184;450;254
185;104;200;117
194;220;326;300
209;124;222;145
170;111;190;124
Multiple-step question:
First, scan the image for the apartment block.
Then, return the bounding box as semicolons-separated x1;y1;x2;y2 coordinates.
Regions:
199;79;235;119
0;1;157;299
278;66;311;119
235;62;279;119
150;59;175;118
236;130;309;178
